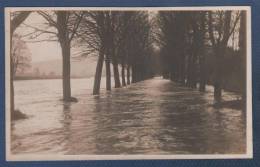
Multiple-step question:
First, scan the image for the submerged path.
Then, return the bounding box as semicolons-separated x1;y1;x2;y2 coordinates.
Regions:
11;77;246;155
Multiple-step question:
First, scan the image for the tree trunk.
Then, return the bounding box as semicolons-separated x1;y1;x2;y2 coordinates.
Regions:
10;34;15;119
10;55;15;117
113;62;121;88
93;48;105;95
127;66;131;85
239;11;247;104
10;31;15;117
121;64;126;86
214;80;222;103
199;12;206;92
57;11;76;102
213;11;231;103
131;65;137;83
111;45;121;88
105;55;111;91
179;54;186;85
10;12;31;35
10;12;31;117
61;42;71;101
214;49;223;103
199;54;206;92
110;39;121;87
186;54;193;87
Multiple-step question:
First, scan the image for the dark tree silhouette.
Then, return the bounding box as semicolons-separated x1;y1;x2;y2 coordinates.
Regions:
198;12;207;92
78;11;154;95
33;11;84;102
208;11;240;102
10;11;31;119
77;11;109;94
239;11;247;103
157;10;243;103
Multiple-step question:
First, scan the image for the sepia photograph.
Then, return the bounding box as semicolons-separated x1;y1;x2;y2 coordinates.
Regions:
5;7;252;160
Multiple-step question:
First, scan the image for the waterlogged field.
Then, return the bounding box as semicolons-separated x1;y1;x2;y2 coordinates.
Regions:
11;77;246;154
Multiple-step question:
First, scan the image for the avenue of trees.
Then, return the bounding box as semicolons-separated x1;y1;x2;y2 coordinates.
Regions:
74;11;155;94
157;10;246;103
10;10;247;119
9;10;155;119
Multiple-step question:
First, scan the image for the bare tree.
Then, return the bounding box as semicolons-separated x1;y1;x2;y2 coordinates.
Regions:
11;34;32;76
157;11;189;84
10;12;31;35
198;12;207;92
25;11;84;101
78;11;123;94
76;11;107;95
115;12;136;86
157;10;244;103
128;12;153;83
239;11;247;103
100;11;122;88
10;11;31;119
208;11;241;102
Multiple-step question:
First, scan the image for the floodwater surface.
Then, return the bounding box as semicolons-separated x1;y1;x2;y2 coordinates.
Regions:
11;77;246;155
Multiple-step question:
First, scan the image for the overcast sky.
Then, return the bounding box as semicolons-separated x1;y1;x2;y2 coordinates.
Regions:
15;12;61;63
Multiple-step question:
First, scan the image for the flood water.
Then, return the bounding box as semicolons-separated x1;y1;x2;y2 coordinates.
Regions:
11;77;246;155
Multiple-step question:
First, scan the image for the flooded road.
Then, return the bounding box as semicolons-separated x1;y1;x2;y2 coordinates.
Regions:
11;77;246;155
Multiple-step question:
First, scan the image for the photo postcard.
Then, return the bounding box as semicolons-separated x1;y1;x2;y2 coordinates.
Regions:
4;6;253;161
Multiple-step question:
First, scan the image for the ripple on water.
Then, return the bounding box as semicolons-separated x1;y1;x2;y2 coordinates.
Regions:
11;77;246;155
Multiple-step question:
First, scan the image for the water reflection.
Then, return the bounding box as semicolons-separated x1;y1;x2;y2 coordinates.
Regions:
11;77;246;154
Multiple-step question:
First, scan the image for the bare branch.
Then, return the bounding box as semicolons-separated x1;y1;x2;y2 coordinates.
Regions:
24;39;58;43
11;11;31;35
38;11;58;28
228;11;241;38
69;12;84;42
208;11;216;47
22;23;57;35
